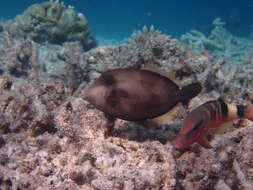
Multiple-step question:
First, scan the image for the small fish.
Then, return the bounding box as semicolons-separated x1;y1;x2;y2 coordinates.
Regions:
171;98;253;150
83;68;202;136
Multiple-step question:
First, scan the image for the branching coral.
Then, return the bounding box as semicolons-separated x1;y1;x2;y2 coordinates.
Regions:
180;18;253;65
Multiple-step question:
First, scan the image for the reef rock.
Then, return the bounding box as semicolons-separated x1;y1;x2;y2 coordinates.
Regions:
76;26;186;85
176;125;253;190
0;32;87;89
0;95;177;190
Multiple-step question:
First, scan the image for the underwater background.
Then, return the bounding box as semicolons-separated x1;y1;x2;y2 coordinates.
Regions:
1;1;253;189
1;0;253;44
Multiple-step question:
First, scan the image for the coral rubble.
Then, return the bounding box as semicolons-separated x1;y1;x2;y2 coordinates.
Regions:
176;126;253;190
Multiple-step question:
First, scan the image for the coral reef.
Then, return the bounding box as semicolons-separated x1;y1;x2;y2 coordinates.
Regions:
0;3;253;189
0;93;177;189
175;51;253;104
2;1;96;50
55;98;177;189
181;18;253;65
0;32;87;90
80;26;183;77
0;25;183;190
176;125;253;190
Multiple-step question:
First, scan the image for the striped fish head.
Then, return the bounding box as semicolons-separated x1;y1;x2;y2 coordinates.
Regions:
171;116;210;149
171;98;253;150
171;100;219;149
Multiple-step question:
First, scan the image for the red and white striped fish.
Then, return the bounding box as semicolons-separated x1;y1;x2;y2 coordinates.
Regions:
171;98;253;149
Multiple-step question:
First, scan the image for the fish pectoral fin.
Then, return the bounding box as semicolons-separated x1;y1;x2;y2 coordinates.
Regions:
197;136;212;149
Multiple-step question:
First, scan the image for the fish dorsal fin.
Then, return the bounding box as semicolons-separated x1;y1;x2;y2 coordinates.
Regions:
198;136;212;149
142;65;178;84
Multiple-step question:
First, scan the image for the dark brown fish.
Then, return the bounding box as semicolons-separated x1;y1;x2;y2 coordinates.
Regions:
84;69;202;135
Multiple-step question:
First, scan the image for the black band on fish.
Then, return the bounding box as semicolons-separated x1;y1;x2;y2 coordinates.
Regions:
186;119;204;137
208;103;217;121
236;105;244;117
218;98;228;118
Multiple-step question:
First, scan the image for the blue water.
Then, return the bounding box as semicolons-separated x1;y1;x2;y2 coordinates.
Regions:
1;0;253;43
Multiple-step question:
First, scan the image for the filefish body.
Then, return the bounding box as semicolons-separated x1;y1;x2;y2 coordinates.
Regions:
85;69;201;120
171;98;253;149
84;69;202;135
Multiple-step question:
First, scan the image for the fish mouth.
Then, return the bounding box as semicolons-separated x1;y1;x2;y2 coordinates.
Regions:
170;137;189;150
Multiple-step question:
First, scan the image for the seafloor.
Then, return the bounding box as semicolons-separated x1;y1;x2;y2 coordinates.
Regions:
0;1;253;190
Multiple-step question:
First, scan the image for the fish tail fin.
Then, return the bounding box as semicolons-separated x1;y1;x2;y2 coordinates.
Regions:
243;105;253;121
180;82;202;105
